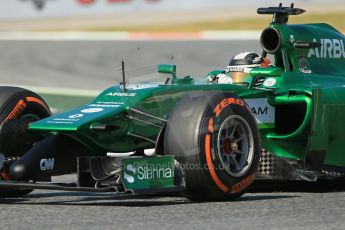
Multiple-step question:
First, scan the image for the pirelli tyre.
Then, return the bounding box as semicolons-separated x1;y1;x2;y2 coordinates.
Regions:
0;86;51;198
164;92;260;200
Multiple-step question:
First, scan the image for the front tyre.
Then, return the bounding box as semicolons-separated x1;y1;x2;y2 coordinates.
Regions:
0;86;51;198
164;92;260;200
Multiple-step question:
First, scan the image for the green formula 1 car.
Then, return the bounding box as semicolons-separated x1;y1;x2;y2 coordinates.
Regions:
0;4;344;200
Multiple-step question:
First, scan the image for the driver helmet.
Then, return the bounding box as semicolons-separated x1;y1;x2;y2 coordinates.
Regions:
226;52;270;84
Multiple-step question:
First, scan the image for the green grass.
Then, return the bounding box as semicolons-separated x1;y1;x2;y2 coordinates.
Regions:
92;12;345;32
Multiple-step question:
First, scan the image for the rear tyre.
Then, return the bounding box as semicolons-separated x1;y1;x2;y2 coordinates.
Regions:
164;92;260;200
0;86;51;198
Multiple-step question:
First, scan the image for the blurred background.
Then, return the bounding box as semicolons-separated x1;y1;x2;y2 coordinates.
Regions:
0;0;344;31
0;0;344;111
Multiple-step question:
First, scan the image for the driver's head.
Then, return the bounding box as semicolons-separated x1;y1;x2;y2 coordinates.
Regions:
226;52;270;84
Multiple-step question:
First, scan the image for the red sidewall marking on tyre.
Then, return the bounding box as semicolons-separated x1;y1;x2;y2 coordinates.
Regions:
4;99;27;122
205;96;254;194
208;117;214;133
230;173;256;194
214;98;244;117
205;133;229;192
25;97;50;113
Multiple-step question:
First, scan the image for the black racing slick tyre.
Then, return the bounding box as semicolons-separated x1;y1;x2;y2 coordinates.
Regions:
0;86;51;198
164;92;260;201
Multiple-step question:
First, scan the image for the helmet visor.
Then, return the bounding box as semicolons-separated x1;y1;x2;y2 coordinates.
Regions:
228;71;252;84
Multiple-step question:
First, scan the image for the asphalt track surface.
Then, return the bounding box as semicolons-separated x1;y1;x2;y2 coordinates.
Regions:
0;40;345;230
0;40;260;90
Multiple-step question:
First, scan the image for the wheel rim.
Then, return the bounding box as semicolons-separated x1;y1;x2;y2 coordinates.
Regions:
217;115;254;177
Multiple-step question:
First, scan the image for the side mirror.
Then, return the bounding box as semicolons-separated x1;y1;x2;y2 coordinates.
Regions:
158;64;176;79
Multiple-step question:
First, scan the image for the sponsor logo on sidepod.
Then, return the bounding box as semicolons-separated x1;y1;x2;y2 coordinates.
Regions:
308;38;345;59
245;98;275;124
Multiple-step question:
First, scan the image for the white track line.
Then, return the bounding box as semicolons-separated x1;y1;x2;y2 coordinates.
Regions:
202;30;261;40
10;84;99;97
0;31;261;41
0;31;129;41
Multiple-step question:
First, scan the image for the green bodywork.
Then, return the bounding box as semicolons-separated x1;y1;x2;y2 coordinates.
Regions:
29;22;345;170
